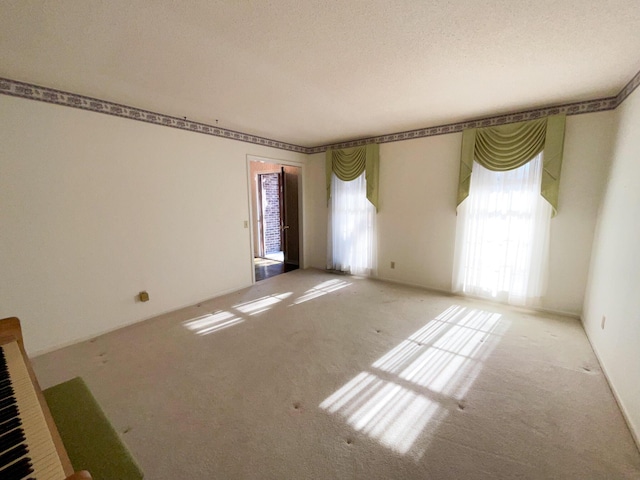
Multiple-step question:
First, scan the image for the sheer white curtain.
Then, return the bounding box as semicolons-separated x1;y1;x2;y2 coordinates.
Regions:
328;172;377;276
452;152;552;306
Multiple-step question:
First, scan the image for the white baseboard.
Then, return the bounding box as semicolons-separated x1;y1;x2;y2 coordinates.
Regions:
375;275;580;319
374;275;453;295
30;283;249;358
581;318;640;452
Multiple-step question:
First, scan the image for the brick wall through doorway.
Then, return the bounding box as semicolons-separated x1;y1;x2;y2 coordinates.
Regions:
261;173;281;254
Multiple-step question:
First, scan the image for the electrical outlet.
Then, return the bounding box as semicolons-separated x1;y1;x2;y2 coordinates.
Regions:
390;261;395;269
601;315;606;330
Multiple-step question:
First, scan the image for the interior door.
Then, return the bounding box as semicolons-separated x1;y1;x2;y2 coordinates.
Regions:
281;166;300;265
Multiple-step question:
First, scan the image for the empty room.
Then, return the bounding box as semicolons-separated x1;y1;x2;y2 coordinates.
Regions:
1;1;639;479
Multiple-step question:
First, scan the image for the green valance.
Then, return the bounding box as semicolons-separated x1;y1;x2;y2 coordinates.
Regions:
457;114;566;215
326;144;380;211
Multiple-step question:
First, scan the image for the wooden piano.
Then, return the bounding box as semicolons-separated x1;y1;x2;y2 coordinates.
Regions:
0;317;91;480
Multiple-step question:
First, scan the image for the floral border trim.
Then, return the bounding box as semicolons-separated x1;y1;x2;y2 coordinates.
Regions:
0;77;307;153
616;68;640;105
1;69;638;155
308;96;620;153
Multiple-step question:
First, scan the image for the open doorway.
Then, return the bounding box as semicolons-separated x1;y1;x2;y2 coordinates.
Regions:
249;159;301;282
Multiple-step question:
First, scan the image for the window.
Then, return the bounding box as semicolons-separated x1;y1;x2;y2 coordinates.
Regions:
328;172;377;276
453;152;552;305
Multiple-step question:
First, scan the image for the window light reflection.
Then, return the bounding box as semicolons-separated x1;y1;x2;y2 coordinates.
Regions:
321;304;506;457
292;279;351;305
182;292;292;335
233;292;292;315
183;311;244;336
320;373;440;455
377;306;502;396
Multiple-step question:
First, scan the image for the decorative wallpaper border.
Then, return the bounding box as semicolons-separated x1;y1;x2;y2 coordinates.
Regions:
308;95;620;153
1;69;639;155
0;78;307;153
616;68;640;105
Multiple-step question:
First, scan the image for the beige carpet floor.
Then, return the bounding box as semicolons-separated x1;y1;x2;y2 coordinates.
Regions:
33;269;640;479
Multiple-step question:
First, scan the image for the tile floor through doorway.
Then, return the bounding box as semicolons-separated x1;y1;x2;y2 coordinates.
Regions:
254;251;297;281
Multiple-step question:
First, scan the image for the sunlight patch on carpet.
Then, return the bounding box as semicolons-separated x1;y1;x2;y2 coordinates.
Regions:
292;279;351;305
233;292;292;315
374;306;503;397
320;304;507;458
319;372;440;455
183;293;293;335
183;311;244;335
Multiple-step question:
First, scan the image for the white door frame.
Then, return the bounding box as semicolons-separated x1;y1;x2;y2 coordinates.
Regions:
246;155;305;284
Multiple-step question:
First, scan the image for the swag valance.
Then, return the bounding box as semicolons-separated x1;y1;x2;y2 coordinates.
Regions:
457;114;566;215
326;143;380;211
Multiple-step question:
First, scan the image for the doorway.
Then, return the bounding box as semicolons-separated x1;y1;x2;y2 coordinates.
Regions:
249;159;301;282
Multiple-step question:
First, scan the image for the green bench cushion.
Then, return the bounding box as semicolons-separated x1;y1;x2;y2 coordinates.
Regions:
43;377;144;480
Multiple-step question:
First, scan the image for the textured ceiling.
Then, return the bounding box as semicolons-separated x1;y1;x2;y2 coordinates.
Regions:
1;0;639;147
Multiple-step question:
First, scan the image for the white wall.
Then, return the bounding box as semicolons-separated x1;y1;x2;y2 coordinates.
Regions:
545;112;616;314
307;111;616;315
583;86;640;443
0;95;307;355
303;153;328;269
377;134;461;291
0;91;620;356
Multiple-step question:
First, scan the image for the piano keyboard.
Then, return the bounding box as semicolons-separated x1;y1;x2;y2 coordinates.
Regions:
0;340;66;480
